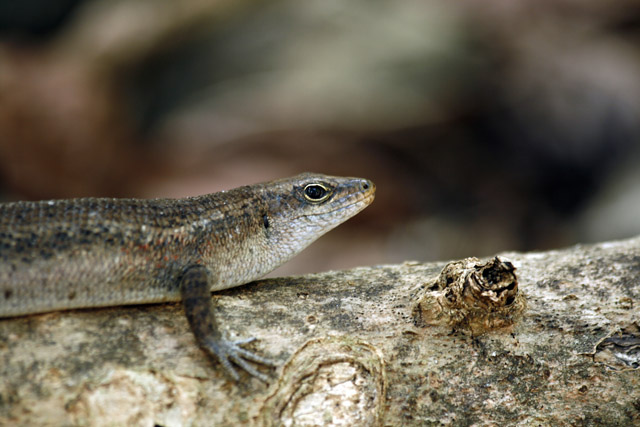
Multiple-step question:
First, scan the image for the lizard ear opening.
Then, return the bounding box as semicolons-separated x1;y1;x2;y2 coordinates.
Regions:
303;183;331;203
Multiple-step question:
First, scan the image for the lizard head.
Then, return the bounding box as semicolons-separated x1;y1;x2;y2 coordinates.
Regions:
258;172;375;266
204;173;375;289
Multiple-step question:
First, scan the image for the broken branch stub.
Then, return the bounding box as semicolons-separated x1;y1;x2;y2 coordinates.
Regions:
413;256;526;334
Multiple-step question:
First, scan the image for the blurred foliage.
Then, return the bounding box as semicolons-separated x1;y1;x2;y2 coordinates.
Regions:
1;0;639;269
0;0;84;37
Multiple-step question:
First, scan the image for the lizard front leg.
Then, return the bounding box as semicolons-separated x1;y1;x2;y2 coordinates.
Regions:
180;264;275;381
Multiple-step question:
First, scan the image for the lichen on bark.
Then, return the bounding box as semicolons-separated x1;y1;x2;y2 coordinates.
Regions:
1;236;639;425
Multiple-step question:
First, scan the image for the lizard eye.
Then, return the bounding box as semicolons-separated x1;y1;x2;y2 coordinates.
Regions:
303;183;331;202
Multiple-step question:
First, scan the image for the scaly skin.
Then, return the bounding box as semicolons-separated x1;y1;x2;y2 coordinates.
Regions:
0;173;375;381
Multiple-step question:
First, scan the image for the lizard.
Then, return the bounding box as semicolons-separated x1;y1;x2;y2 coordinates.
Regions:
0;173;375;381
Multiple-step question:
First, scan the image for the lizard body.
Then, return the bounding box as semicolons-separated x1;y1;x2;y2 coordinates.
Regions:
0;173;375;380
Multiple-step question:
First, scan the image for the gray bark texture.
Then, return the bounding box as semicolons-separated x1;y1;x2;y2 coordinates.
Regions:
1;236;639;426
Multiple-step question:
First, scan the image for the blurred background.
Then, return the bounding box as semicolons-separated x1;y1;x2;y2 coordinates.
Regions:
1;0;639;276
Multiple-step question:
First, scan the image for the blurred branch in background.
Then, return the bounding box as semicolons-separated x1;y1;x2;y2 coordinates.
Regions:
0;0;639;273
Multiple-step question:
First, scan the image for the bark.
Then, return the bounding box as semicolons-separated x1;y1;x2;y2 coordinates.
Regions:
1;236;639;426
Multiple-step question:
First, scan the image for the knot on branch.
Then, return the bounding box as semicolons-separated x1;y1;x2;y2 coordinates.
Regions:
413;257;526;335
258;337;386;426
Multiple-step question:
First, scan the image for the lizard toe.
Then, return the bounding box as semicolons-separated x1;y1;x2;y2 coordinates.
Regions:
206;338;274;382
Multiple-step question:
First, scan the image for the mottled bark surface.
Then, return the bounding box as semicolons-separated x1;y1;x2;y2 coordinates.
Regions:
1;236;639;426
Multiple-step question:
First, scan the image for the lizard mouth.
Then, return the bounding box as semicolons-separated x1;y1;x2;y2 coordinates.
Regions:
336;182;376;210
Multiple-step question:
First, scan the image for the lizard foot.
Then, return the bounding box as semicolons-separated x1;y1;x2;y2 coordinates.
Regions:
204;336;277;382
179;264;277;382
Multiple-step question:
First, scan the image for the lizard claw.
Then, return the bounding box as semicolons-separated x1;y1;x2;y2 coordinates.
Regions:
204;337;276;382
